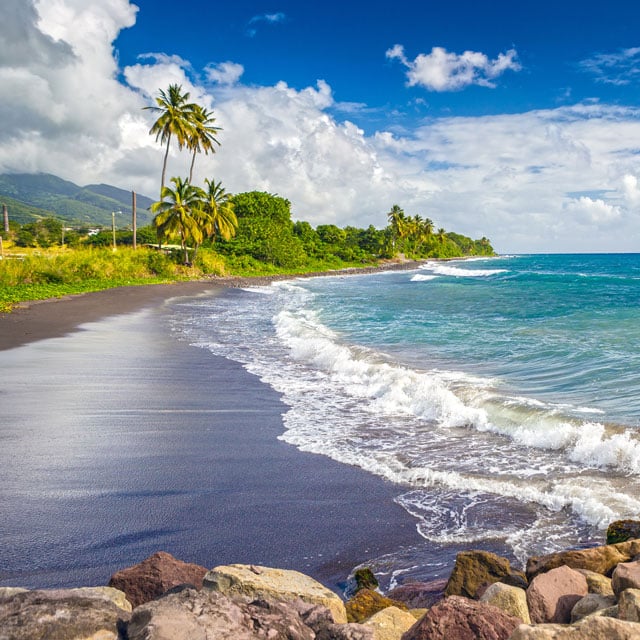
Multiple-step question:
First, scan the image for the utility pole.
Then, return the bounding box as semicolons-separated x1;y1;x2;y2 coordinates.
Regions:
132;191;137;250
3;204;8;233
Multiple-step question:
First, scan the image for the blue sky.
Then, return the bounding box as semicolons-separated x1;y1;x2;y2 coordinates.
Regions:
3;0;640;252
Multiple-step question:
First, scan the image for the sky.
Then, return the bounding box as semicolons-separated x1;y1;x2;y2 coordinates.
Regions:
2;1;640;252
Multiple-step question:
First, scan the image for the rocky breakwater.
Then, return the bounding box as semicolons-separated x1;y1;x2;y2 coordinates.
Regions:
2;519;640;639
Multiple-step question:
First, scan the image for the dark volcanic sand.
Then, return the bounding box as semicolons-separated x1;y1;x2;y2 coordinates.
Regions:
0;284;423;593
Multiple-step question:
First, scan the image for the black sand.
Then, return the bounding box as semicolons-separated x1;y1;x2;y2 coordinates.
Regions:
0;284;423;592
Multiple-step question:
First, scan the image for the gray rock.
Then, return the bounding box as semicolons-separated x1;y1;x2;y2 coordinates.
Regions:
0;588;129;640
510;616;640;639
618;588;640;623
570;593;617;622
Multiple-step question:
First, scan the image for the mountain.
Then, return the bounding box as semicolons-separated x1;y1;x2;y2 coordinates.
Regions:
0;173;154;227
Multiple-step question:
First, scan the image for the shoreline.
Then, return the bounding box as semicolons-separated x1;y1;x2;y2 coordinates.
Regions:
0;259;429;352
0;264;427;592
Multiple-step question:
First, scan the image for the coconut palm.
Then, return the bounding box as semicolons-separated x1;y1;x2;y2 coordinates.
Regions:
387;204;406;253
187;106;222;183
151;177;205;264
145;85;199;196
200;178;238;242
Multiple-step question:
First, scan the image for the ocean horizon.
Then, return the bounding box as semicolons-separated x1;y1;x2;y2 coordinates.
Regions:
171;253;640;589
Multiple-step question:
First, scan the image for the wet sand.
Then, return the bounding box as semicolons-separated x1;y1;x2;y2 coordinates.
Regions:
0;280;424;592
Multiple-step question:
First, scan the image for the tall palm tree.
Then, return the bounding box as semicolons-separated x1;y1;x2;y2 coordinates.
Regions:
145;85;199;196
200;178;238;242
387;204;406;253
151;177;205;264
187;106;222;183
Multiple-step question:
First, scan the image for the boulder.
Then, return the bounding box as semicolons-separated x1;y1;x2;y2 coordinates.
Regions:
363;606;417;640
480;582;531;623
575;569;614;595
526;539;640;581
526;565;588;624
346;588;408;623
618;588;640;623
570;593;617;622
387;579;447;609
509;616;640;639
0;588;129;640
444;550;526;600
127;587;315;640
108;551;208;608
353;567;379;593
400;595;521;640
607;520;640;545
203;563;348;624
612;560;640;595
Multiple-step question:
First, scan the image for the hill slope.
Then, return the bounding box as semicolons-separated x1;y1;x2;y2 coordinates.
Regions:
0;173;154;227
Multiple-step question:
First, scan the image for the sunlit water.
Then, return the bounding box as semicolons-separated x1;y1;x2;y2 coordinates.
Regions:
170;254;640;588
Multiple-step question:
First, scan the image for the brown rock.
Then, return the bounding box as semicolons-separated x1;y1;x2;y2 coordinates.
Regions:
526;565;588;624
0;588;129;640
444;550;526;600
387;579;447;609
526;539;640;581
363;606;417;640
346;588;408;623
612;560;640;595
480;582;531;623
400;595;521;640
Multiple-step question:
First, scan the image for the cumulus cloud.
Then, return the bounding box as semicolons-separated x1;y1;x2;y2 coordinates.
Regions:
3;0;640;253
205;61;245;85
579;47;640;85
386;44;521;91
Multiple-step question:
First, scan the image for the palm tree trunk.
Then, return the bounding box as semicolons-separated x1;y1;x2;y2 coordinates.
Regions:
161;134;171;195
189;150;196;183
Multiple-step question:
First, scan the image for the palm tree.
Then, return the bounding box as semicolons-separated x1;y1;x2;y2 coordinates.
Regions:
187;106;222;183
151;177;205;264
145;85;199;196
387;205;406;253
437;227;447;244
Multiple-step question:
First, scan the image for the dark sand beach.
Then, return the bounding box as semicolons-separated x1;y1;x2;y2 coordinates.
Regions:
0;278;424;593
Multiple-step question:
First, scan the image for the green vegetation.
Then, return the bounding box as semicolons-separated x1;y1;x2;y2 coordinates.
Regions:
0;84;495;311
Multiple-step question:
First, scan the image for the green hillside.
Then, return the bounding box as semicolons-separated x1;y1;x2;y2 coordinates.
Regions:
0;173;153;227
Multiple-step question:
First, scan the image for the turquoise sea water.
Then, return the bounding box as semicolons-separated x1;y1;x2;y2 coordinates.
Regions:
172;254;640;587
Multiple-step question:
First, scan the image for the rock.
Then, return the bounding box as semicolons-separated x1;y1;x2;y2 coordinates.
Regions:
400;595;521;640
618;588;640;622
480;582;531;623
526;565;588;624
363;606;417;640
509;616;640;639
575;569;614;595
444;550;527;600
387;579;447;609
526;539;640;581
68;587;132;612
353;567;379;593
127;587;316;640
570;593;617;622
108;551;208;608
203;563;348;624
612;560;640;595
0;588;28;599
607;520;640;545
315;624;374;640
408;609;427;620
0;588;129;640
346;588;408;623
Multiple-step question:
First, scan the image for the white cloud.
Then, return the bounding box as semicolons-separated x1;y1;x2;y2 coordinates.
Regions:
387;44;521;91
3;0;640;253
205;61;245;86
579;47;640;85
246;11;286;37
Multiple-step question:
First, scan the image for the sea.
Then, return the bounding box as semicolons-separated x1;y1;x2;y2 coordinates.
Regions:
170;254;640;589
